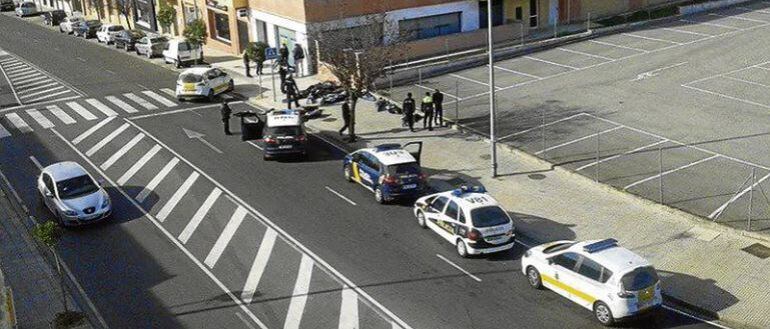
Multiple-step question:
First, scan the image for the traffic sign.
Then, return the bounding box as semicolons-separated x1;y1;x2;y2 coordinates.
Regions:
265;47;278;60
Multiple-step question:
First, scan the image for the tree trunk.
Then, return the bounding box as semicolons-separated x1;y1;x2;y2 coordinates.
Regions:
124;13;132;29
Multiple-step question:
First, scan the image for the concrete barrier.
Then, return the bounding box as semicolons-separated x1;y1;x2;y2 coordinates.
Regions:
679;0;753;15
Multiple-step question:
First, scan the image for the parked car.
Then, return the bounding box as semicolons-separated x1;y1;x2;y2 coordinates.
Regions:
41;10;66;26
113;29;145;51
15;1;36;17
175;67;233;102
58;16;83;34
37;161;111;227
72;19;102;38
96;24;124;44
134;35;168;58
0;0;15;12
163;39;203;68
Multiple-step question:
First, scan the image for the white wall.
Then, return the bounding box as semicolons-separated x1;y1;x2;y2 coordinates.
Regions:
249;9;309;74
384;0;479;43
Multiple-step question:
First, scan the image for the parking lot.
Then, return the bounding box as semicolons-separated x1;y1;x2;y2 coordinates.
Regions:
388;1;770;232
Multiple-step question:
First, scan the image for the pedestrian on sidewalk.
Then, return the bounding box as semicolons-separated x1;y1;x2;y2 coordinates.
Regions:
282;76;300;109
433;89;444;127
279;42;290;67
279;65;288;86
256;58;264;76
293;43;305;77
220;100;232;135
421;92;434;131
402;92;415;132
242;52;252;77
339;101;351;136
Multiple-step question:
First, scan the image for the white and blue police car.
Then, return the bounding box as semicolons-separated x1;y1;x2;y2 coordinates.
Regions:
413;186;515;257
262;109;307;160
343;143;425;203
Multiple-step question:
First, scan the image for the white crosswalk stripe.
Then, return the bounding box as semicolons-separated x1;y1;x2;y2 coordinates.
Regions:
155;171;200;222
85;123;129;156
100;133;145;170
160;88;175;97
73;117;115;145
85;98;119;116
17;82;59;94
284;255;314;329
136;158;179;202
15;75;47;86
6;67;33;75
123;93;158;110
19;86;64;100
241;228;278;304
15;79;52;90
141;90;177;107
117;144;162;185
339;288;359;329
178;187;222;243
105;95;139;113
25;89;73;103
26;109;55;129
66;102;97;120
0;123;11;139
47;105;76;125
204;206;247;268
9;71;41;80
4;113;32;133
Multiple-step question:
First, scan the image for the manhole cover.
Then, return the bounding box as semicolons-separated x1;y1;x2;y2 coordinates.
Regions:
742;243;770;259
528;174;546;180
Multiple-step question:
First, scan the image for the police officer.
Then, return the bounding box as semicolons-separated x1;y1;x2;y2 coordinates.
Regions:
242;52;252;77
421;92;434;131
278;65;288;86
433;89;444;127
293;43;305;77
282;76;301;109
339;100;351;136
220;100;232;135
402;92;416;132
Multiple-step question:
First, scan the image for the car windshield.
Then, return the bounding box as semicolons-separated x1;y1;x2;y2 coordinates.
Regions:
265;126;301;137
621;266;659;291
56;175;99;199
179;73;202;83
543;242;578;254
386;162;420;176
150;37;167;43
470;206;510;228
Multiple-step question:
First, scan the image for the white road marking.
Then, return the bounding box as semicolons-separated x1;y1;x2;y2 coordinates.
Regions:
414;83;460;100
136;83;150;90
156;171;200;221
46;105;77;125
523;56;578;70
498;113;589;142
85;123;129;156
589;39;649;53
26;108;55;128
4;113;32;133
105;69;115;75
9;71;40;80
12;73;44;84
557;47;614;61
76;57;87;62
493;65;543;79
708;13;768;23
17;81;58;94
624;155;720;190
123;93;158;110
724;76;770;88
738;6;770;15
680;19;741;30
4;62;25;69
117;144;162;185
85;98;119;116
100;133;145;170
662;27;712;37
25;89;73;103
284;254;314;329
128;103;222;119
204;206;247;268
179;187;222;244
449;73;496;89
13;76;47;86
436;254;481;282
683;61;770;86
135;157;180;202
623;33;683;45
325;186;357;206
681;84;770;110
105;95;139;113
631;62;689;82
576;139;668;171
236;312;258;329
247;141;264;151
160;88;175;97
66;102;97;120
0;122;10;138
141;90;177;107
339;287;359;329
6;68;34;77
29;155;43;170
710;172;770;219
241;228;278;304
73;117;115;145
535;126;623;155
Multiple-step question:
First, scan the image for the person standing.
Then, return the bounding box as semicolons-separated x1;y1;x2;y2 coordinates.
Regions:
433;89;444;127
282;76;300;109
220;100;232;135
339;101;351;136
421;92;434;131
278;65;288;86
242;52;252;77
279;42;290;67
402;93;416;132
256;58;264;76
292;43;305;77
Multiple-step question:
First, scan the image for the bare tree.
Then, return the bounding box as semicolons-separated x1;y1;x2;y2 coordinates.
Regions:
88;0;104;20
115;0;133;29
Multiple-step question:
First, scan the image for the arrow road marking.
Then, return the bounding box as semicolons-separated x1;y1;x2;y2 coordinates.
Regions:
183;127;223;154
632;62;689;81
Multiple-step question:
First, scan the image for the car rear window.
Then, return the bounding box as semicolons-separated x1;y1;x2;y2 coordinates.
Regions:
385;162;420;176
621;266;659;291
56;175;99;199
179;73;202;83
178;42;191;51
108;26;124;31
265;126;301;137
470;206;510;228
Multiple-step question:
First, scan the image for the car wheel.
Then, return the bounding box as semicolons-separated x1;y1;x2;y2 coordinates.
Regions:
207;90;215;102
146;50;152;59
594;302;615;326
416;211;427;228
526;266;543;289
174;59;181;68
263;154;271;161
227;80;234;92
59;27;63;33
343;165;353;182
374;186;385;204
456;239;469;258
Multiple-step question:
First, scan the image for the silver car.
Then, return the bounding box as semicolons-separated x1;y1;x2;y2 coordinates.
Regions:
135;35;169;58
37;161;111;227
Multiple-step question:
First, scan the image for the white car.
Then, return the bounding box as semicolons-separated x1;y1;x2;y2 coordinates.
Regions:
58;16;83;34
163;39;203;68
521;239;662;326
37;161;111;227
413;186;515;257
15;1;36;16
175;67;233;102
96;24;125;44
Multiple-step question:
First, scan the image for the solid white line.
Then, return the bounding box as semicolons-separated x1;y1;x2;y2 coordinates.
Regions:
449;73;493;88
47;105;76;125
624;155;719;190
535;126;623;155
29;156;43;170
241;228;278;304
709;13;768;23
589;39;649;53
66;102;97;121
236;312;258;329
414;83;460;100
247;141;264;151
436;254;481;282
5;113;32;133
85;98;119;117
136;158;179;202
85;123;129;156
179;188;222;244
18;86;64;99
58;253;111;329
156;171;200;222
0;122;10;139
204;205;247;268
105;95;139;113
623;33;683;45
683;61;770;86
709;172;770;219
0;63;20;106
26;108;55;129
325;186;357;206
497;113;587;141
25;89;72;103
681;85;770;110
724;76;770;88
100;133;145;170
493;65;543;79
117;144;162;185
160;88;175;97
339;287;359;329
523;56;578;70
284;254;314;329
73;117;115;145
660;305;732;329
17;82;58;94
680;19;741;30
558;47;614;61
123;93;158;110
141;90;177;107
662;27;712;37
576;139;668;171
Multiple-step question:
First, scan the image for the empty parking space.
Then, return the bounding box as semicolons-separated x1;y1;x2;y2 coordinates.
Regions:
631;27;707;44
495;56;573;78
561;41;642;59
456;66;536;88
420;74;487;99
597;33;675;51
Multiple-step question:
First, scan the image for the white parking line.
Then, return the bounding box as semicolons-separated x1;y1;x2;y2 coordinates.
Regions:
105;95;139;113
4;113;32;133
47;105;76;125
29;155;43;170
709;13;768;23
136;158;180;202
661;27;712;37
534;126;623;155
26;89;72;103
241;228;278;304
497;112;587;142
493;65;543;79
414;83;460;100
66;102;97;121
85;123;129;156
680;19;741;30
325;186;357;206
85;98;119;117
575;139;668;171
557;47;614;61
624;155;720;190
436;254;481;282
26;108;55;129
623;33;683;45
73;117;115;145
449;73;494;88
179;187;223;244
709;172;770;219
156;171;200;221
17;82;58;94
123;93;158;110
100;133;145;170
339;287;359;329
142;90;177;107
523;56;578;70
284;254;314;329
18;86;64;100
204;206;248;268
682;84;770;110
117;144;162;185
724;76;770;88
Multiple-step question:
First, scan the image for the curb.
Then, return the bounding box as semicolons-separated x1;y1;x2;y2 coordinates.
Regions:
663;294;720;321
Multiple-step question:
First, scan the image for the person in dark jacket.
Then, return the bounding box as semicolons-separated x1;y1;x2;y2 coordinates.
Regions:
282;76;300;109
432;89;444;127
402;93;416;132
220;100;232;135
421;92;434;131
293;44;305;77
242;52;251;77
278;65;288;86
339;101;351;136
279;42;290;66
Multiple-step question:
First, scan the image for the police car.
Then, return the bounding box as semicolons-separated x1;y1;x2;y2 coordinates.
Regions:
343;143;425;203
175;67;234;102
521;239;662;326
413;186;515;257
262;109;307;160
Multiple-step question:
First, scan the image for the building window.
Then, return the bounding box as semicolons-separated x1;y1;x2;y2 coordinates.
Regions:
399;12;462;41
529;0;538;27
214;12;231;42
134;0;156;30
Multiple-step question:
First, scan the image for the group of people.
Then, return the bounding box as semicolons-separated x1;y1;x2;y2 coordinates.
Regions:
401;89;444;132
242;41;305;78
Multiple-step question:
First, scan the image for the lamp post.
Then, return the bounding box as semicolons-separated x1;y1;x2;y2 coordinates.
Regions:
487;0;498;177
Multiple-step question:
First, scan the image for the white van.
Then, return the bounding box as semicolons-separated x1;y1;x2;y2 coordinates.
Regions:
162;39;203;68
15;1;36;16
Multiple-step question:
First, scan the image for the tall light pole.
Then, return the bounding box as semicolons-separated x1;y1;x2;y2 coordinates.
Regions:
487;0;498;177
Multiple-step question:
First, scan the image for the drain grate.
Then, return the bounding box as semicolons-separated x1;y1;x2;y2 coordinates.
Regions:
742;243;770;259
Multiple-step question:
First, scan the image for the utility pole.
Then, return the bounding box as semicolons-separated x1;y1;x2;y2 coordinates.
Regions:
487;0;498;177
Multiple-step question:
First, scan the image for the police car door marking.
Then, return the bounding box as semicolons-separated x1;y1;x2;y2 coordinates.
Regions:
351;162;362;182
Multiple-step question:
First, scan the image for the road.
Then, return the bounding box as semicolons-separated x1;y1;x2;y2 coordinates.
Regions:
0;12;721;329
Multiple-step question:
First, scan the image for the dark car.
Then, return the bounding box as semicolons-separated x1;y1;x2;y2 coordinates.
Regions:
113;29;145;51
42;10;66;26
72;19;102;38
0;0;14;11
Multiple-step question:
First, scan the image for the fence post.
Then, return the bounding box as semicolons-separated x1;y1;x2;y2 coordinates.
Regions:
455;79;460;124
659;144;664;204
749;167;756;231
595;128;600;182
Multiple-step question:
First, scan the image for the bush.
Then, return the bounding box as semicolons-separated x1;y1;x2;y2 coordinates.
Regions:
183;19;207;47
157;2;176;32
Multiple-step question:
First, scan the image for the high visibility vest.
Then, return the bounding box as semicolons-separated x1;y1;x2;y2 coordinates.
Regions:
422;96;433;104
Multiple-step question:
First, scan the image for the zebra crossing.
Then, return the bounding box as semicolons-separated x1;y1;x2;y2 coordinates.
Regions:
0;89;179;138
0;54;82;105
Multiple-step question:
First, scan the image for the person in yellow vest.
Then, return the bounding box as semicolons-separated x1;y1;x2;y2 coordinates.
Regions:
421;92;434;131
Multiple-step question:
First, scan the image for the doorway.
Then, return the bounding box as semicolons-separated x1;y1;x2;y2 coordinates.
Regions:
237;20;249;53
479;0;504;28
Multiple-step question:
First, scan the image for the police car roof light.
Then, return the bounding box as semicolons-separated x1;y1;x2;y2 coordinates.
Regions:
583;239;619;253
452;185;486;197
375;143;402;152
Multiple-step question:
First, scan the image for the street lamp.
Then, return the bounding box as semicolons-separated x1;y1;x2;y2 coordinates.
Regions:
487;0;498;177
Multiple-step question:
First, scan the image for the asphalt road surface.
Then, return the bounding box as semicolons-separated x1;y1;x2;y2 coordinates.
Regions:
0;11;723;329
